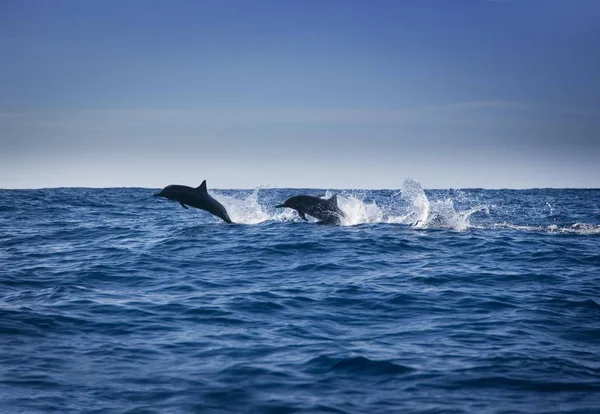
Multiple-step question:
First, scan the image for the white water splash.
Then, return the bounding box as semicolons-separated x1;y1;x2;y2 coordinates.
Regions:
212;189;271;225
212;179;488;230
210;179;598;234
272;205;300;223
386;178;488;231
325;191;384;226
325;180;486;230
390;177;431;226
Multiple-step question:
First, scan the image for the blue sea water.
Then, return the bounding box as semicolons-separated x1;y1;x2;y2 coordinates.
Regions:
1;180;599;413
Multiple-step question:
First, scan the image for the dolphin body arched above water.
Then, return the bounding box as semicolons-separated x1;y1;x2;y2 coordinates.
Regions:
154;180;233;223
276;194;346;225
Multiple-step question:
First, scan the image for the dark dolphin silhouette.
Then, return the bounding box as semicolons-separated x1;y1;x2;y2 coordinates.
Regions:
154;180;233;223
275;194;346;225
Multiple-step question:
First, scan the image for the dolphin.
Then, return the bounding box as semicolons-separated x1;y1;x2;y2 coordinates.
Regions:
275;194;346;225
154;180;233;223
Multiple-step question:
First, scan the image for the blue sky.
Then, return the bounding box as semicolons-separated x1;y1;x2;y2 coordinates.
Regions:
1;0;599;188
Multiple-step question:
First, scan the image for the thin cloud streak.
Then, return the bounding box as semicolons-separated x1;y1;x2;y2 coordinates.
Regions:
2;101;598;160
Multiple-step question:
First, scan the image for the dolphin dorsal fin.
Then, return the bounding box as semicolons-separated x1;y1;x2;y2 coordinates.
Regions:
197;180;208;193
327;194;338;206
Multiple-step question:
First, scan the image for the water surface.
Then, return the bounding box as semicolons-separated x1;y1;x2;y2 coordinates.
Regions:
1;182;599;413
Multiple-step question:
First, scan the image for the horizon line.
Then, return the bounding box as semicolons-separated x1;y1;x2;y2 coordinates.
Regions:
1;186;598;191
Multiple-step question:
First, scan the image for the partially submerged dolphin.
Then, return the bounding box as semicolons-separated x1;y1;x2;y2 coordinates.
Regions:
276;194;346;225
154;180;233;223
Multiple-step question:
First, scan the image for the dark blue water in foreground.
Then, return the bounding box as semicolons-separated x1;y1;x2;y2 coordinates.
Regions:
1;185;599;413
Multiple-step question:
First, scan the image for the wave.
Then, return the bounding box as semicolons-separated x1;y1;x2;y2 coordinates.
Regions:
307;355;414;376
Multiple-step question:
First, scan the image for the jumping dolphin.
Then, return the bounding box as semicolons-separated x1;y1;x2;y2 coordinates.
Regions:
275;194;346;225
154;180;233;223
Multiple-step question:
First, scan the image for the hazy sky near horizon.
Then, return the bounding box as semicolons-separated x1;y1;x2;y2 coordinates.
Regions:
1;0;599;189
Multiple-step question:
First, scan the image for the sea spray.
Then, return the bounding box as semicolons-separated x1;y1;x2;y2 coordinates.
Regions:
213;179;489;229
327;191;384;226
212;189;271;224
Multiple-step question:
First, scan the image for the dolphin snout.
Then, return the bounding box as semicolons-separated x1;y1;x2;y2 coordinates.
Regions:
275;204;286;208
153;192;163;197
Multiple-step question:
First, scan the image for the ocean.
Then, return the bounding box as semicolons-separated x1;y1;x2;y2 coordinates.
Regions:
1;180;599;413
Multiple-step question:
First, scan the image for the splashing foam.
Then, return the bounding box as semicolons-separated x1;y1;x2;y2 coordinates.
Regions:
387;178;488;231
394;177;431;225
328;179;485;230
213;179;487;229
194;184;596;233
210;182;598;234
330;191;384;226
212;189;271;225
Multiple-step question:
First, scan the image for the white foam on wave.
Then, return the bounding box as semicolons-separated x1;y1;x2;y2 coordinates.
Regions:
493;222;600;235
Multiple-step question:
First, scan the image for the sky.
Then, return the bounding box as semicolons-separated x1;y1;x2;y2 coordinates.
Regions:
1;0;599;189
